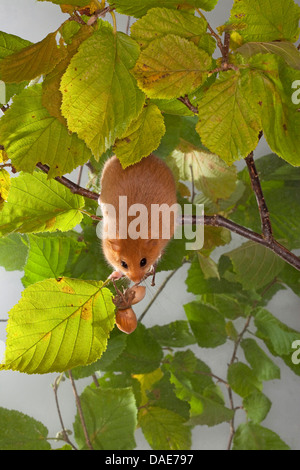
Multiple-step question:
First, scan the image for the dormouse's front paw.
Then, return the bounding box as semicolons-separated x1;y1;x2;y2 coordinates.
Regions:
109;271;124;281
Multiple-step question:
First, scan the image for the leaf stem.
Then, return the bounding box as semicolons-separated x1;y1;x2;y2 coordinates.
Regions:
110;10;117;34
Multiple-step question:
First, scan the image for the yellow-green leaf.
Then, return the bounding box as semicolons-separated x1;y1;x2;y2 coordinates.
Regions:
133;34;212;99
196;69;262;164
0;84;92;177
1;278;115;374
113;102;166;168
60;22;145;159
0;32;67;83
0;171;84;236
130;7;215;54
0;168;10;207
170;144;237;202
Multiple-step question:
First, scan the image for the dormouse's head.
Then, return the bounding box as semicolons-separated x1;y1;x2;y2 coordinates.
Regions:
102;237;164;283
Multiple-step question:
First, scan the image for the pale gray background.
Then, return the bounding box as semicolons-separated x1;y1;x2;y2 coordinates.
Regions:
0;0;299;450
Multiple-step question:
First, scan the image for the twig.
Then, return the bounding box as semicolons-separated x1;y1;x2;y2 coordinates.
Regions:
138;267;180;322
226;276;279;449
77;165;83;186
126;16;131;35
72;11;87;25
245;149;273;242
180;214;300;271
189;164;195;204
209;63;239;74
177;95;198;114
68;370;93;450
196;8;224;55
222;32;231;66
53;375;77;450
36;162;99;201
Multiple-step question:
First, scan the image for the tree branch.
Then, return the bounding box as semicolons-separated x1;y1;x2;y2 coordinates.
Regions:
36;162;99;201
180;215;300;271
177;95;198;114
244;150;273;242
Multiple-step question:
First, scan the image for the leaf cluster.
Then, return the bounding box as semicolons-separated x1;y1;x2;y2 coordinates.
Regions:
0;0;299;451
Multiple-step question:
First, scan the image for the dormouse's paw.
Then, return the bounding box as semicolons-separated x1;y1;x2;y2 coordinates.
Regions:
109;270;124;281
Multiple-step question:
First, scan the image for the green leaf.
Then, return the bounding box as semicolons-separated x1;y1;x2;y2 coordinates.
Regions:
186;255;239;295
163;350;232;426
164;350;223;403
139;406;191;451
170;145;237;202
42;24;94;126
1;278;115;374
222;241;285;290
233;422;290;450
22;234;84;287
254;308;300;357
0;407;51;450
248;54;300;166
243;391;272;424
145;370;190;419
0;32;66;83
209;293;249;319
184;301;227;348
0;31;32;104
279;262;300;297
231;155;300;249
133;34;212;99
0;233;28;271
0;84;92;177
113;102;166;168
187;397;234;427
227;362;263;398
68;224;112;282
237;41;300;70
131;8;214;53
104;323;163;374
196;69;262;164
60;22;145;159
73;387;137;450
229;0;300;43
108;0;218;17
71;330;127;379
149;321;196;347
0;31;32;60
0;171;84;236
241;338;281;381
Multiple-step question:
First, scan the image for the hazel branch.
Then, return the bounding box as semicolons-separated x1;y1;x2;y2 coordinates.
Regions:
36;162;99;201
245;148;273;242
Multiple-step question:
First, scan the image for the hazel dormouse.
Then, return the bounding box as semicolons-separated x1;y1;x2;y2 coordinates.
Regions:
98;154;177;284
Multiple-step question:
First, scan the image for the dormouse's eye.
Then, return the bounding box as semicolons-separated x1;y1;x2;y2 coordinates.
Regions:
121;260;128;269
140;258;147;267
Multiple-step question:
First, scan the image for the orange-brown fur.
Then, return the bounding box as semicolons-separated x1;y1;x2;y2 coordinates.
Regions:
99;154;177;283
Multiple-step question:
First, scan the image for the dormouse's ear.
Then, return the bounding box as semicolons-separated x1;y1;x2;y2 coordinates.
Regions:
108;239;121;252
